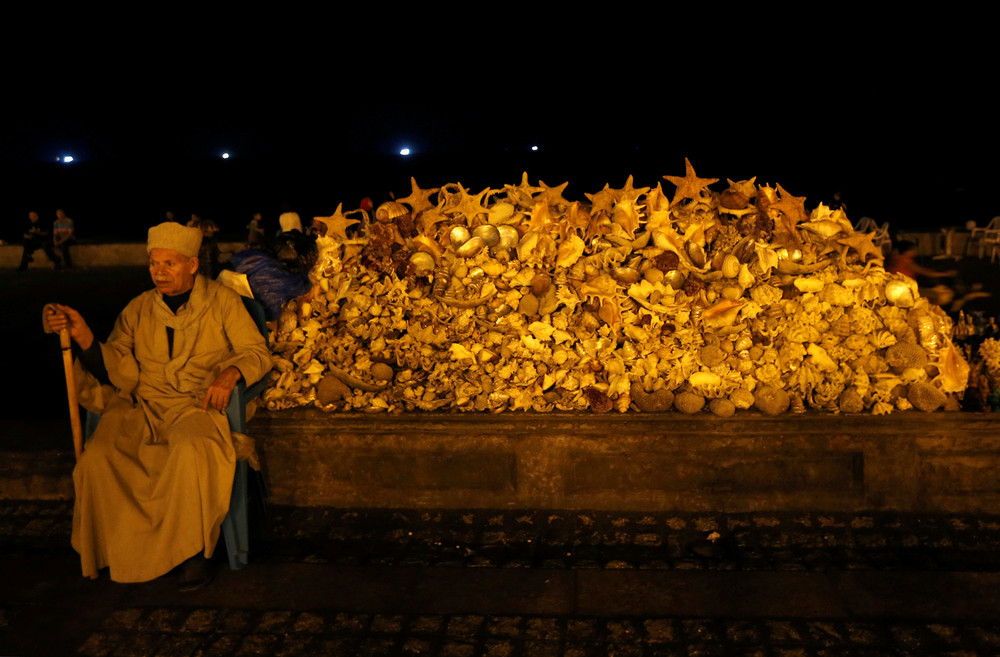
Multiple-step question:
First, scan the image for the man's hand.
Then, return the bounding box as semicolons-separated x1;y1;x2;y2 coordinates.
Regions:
202;366;243;413
44;304;95;350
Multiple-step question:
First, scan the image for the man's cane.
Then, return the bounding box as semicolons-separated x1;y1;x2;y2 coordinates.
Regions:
43;303;84;460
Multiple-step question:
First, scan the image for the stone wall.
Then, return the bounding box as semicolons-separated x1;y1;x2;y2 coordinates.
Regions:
255;409;1000;514
0;242;244;268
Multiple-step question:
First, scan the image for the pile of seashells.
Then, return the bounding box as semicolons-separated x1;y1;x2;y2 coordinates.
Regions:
263;159;969;415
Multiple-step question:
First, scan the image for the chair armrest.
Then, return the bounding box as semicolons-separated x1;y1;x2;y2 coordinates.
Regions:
225;373;272;434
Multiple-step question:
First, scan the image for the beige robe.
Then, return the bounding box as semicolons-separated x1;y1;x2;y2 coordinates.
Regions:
72;275;272;582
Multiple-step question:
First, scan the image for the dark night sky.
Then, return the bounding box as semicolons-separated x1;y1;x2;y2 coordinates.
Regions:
3;14;995;241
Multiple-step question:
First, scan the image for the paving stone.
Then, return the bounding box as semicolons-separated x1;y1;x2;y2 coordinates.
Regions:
115;632;165;657
409;615;446;636
218;610;258;634
329;612;368;633
255;610;293;634
181;609;220;633
139;608;186;633
446;614;485;639
439;640;476;657
524;617;561;640
523;639;562;657
680;619;723;644
370;614;405;634
401;637;435;655
272;634;316;657
291;611;324;634
483;638;516;656
485;616;522;637
77;631;122;657
154;634;205;657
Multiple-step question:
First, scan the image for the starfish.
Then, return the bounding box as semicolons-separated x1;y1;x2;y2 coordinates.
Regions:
396;177;439;217
537;179;571;210
313;203;359;241
771;184;809;241
584;184;617;219
611;174;650;206
834;231;885;269
503;172;543;208
446;185;492;224
663;158;718;205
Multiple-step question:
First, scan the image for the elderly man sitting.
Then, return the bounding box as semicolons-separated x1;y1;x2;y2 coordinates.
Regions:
45;223;272;590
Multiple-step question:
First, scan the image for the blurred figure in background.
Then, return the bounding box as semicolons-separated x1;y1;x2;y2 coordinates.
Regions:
246;212;265;249
187;213;221;278
17;210;62;270
53;208;76;268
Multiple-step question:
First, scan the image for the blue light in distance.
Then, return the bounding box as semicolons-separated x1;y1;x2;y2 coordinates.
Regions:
221;152;230;159
58;155;75;163
531;145;539;151
399;147;411;156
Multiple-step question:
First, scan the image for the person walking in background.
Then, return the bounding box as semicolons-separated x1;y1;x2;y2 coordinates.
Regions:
53;208;76;268
17;210;62;270
246;212;265;249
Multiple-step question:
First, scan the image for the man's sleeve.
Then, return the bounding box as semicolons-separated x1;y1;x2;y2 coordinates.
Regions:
219;292;272;385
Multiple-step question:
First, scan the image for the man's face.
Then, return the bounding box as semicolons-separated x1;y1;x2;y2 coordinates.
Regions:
29;212;38;222
149;248;198;296
56;209;66;220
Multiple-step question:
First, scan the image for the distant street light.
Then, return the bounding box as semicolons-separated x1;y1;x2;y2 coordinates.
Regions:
399;148;411;156
531;146;539;151
221;152;230;159
59;155;74;163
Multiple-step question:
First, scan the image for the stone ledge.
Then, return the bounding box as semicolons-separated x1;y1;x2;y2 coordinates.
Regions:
254;410;1000;513
0;242;244;268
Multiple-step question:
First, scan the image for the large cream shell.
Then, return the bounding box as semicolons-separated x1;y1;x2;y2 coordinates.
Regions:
497;225;520;250
885;279;915;307
449;225;471;247
473;224;502;248
456;236;485;257
408;251;436;276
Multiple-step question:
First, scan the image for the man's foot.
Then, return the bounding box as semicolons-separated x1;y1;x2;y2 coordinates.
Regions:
178;555;213;592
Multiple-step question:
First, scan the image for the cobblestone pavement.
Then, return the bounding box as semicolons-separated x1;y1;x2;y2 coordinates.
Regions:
5;501;1000;655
